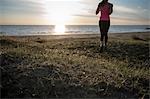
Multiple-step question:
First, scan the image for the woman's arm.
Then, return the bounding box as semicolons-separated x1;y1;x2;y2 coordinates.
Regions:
96;4;100;15
109;3;113;15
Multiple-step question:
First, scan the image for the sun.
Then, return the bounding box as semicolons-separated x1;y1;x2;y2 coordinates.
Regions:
44;1;73;25
44;1;75;35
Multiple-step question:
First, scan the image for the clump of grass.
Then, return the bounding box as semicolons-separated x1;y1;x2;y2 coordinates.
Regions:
0;39;18;46
33;37;48;43
132;35;147;41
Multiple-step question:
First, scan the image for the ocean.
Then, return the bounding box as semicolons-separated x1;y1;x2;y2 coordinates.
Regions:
0;25;150;36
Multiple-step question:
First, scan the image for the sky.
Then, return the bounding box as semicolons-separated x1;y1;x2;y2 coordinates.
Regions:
0;0;150;25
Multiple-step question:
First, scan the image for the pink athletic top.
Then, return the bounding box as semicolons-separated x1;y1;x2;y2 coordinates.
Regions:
99;3;110;21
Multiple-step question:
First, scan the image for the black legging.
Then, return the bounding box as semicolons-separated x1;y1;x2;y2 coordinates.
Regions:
99;20;110;43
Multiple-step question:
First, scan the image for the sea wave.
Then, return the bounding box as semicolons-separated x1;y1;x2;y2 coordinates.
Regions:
0;25;149;36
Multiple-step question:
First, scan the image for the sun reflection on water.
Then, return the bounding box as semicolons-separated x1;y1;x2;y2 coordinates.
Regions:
54;24;66;35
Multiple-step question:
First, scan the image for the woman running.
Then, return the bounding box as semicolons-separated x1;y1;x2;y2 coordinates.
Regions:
96;0;113;50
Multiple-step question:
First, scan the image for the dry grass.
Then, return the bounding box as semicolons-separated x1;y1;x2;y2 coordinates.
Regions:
0;33;149;98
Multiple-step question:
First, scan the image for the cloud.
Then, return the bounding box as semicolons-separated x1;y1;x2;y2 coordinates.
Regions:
112;5;150;21
1;0;46;16
111;16;149;25
114;5;137;14
74;14;96;18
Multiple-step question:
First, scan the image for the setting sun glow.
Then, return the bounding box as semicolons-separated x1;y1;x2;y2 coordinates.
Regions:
45;1;74;25
44;0;74;35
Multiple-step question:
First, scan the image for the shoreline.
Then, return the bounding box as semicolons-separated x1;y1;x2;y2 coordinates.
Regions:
1;32;149;41
1;31;149;37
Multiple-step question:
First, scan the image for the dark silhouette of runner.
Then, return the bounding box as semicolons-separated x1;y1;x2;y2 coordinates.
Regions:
96;0;113;51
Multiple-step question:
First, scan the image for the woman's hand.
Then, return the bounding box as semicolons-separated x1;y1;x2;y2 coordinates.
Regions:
96;9;99;15
96;4;100;15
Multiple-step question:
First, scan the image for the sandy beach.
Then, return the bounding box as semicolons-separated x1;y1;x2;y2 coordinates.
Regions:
1;32;149;98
